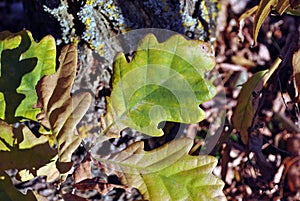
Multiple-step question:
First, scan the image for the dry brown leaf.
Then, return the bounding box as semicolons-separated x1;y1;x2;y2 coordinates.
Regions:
35;45;92;176
73;154;92;183
275;0;292;14
73;177;131;195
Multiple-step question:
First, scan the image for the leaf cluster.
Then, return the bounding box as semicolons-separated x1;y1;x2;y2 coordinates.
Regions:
0;31;92;200
0;31;225;200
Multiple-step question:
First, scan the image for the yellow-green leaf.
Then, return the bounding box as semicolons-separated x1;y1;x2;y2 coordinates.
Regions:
101;34;216;138
0;120;14;151
253;0;278;45
0;30;56;123
93;137;225;201
0;120;58;179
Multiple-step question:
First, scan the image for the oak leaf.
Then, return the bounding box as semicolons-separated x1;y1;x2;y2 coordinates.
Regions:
92;137;225;201
101;34;216;137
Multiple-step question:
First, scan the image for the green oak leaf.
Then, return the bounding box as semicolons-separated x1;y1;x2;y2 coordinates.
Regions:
0;120;58;200
0;45;92;189
0;30;56;123
93;137;225;201
0;170;37;201
0;120;58;180
101;34;216;137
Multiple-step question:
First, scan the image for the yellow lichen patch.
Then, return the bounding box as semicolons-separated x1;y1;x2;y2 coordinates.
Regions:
70;36;80;46
86;0;96;6
197;19;204;29
107;4;114;9
88;40;95;49
85;17;91;29
201;0;209;19
96;44;104;53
